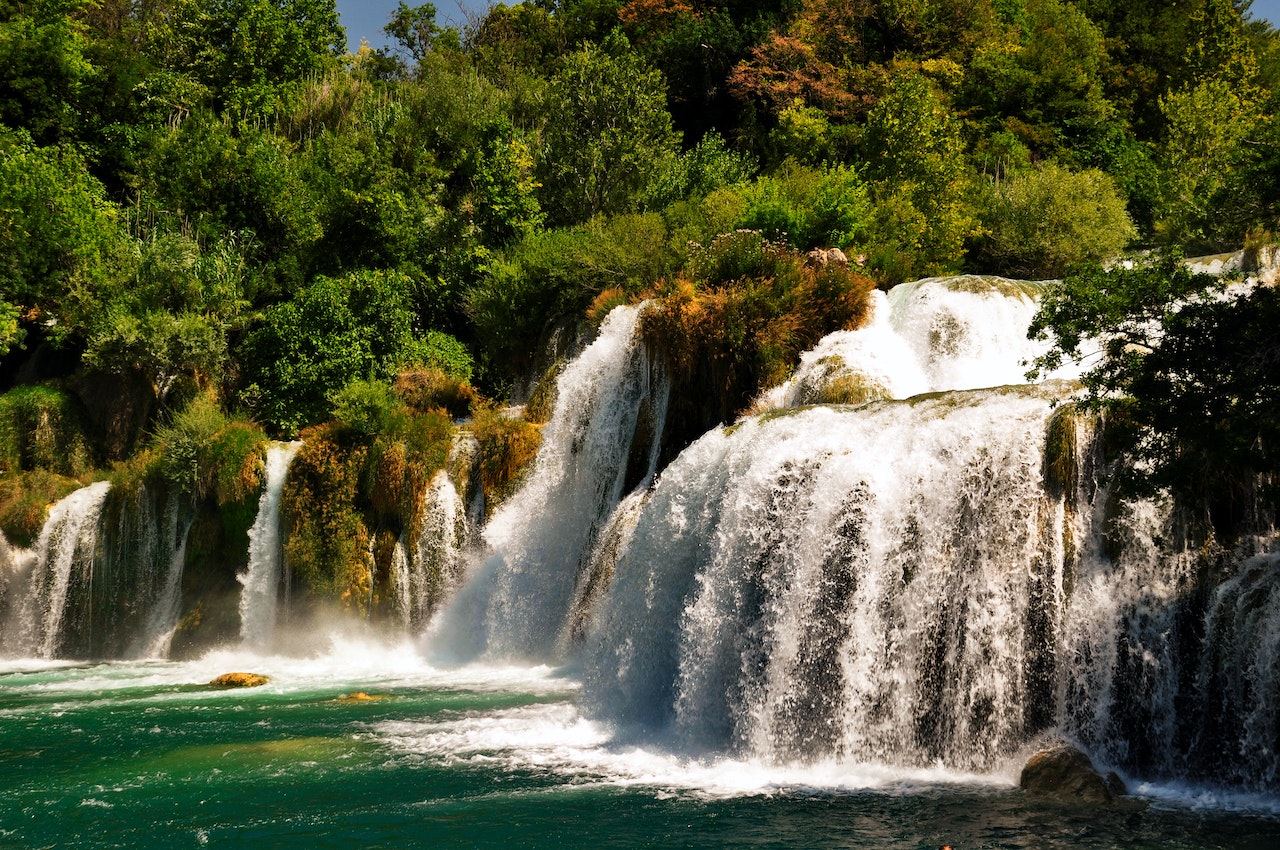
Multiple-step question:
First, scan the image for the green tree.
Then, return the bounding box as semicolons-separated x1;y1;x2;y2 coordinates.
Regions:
536;34;680;225
972;162;1136;278
147;0;345;117
0;128;125;349
1029;253;1280;529
861;72;980;280
0;0;95;145
240;269;423;433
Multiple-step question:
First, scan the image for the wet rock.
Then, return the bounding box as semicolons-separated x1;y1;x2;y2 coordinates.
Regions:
1020;744;1123;803
335;691;387;702
209;672;270;688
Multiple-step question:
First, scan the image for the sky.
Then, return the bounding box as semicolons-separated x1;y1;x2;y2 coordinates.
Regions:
336;0;490;54
336;0;1280;57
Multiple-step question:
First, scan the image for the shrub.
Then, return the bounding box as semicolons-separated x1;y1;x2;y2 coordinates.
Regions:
394;368;476;420
466;404;542;508
642;232;876;457
972;162;1137;279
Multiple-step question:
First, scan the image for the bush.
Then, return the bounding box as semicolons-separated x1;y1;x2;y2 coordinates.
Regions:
467;213;679;375
151;393;267;503
642;232;876;457
241;269;422;434
972;162;1137;279
394;368;476;420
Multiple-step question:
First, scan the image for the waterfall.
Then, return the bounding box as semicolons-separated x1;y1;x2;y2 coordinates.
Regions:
135;503;194;658
429;304;669;662
238;441;302;649
758;276;1082;409
399;471;469;630
561;273;1278;793
583;385;1071;765
0;481;111;658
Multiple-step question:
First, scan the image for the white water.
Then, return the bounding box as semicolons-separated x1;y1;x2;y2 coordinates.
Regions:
0;481;112;658
238;441;302;649
429;304;669;662
136;503;195;659
759;277;1082;409
398;470;469;629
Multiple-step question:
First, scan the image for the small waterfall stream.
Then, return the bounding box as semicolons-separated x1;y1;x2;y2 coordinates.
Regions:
0;481;112;658
238;441;302;649
429;304;669;661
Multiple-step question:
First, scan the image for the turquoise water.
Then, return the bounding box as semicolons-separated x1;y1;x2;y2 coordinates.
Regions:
3;639;1278;850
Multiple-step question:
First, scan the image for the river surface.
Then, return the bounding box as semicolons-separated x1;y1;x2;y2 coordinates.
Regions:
3;636;1278;849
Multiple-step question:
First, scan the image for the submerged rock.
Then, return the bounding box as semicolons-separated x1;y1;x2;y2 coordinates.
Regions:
209;672;270;688
335;691;387;702
1020;744;1126;803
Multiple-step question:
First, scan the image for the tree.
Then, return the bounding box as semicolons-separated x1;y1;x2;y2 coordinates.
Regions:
1029;253;1280;530
385;2;441;65
536;34;680;225
146;0;345;117
240;269;423;433
972;162;1136;279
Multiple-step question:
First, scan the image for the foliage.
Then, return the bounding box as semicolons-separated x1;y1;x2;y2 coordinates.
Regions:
1155;78;1262;251
0;384;92;476
394;367;476;419
972;162;1136;279
0;128;126;345
240;269;423;434
467;212;679;374
733;161;871;250
1029;252;1280;527
151;393;267;502
860;72;981;281
466;404;541;507
536;34;680;225
282;425;370;612
643;232;876;446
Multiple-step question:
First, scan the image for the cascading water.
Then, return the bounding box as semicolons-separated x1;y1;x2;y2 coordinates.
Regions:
397;470;469;630
0;481;111;658
238;441;302;649
553;274;1280;793
758;276;1081;410
429;304;669;661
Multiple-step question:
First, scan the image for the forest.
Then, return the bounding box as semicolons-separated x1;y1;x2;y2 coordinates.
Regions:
1;0;1278;639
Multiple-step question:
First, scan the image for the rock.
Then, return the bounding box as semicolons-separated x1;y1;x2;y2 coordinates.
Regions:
1019;744;1123;803
805;247;850;269
335;691;386;702
209;672;270;688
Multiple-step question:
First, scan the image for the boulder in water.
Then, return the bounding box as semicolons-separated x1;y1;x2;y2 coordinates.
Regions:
335;691;386;702
1019;744;1125;803
209;672;269;688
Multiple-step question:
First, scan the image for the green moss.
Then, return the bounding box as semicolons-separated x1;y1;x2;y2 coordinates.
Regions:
524;359;564;425
1044;404;1079;498
0;385;94;477
0;470;85;547
939;275;1048;299
466;406;542;509
800;372;892;406
282;425;371;614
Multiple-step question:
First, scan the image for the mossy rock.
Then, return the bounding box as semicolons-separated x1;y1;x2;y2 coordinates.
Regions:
210;672;270;688
0;470;86;547
1020;744;1126;803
